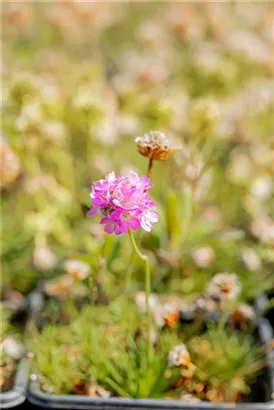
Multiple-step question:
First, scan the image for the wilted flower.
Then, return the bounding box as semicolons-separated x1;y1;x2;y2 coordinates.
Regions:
153;302;180;328
44;275;73;298
64;259;90;280
231;304;255;331
135;131;180;161
87;171;159;234
206;273;241;303
0;140;21;189
33;246;57;271
191;246;215;268
190;294;217;318
135;292;181;328
168;344;192;368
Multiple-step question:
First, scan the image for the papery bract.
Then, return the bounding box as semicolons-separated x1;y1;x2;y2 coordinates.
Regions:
87;171;158;234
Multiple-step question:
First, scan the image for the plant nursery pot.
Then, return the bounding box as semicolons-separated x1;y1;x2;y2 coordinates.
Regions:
28;292;274;410
256;294;274;331
0;296;32;409
0;359;29;409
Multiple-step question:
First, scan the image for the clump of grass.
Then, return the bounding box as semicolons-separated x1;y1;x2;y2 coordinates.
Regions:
31;299;265;402
185;326;265;402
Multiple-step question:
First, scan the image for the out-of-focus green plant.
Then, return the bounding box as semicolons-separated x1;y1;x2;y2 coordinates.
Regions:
187;326;264;402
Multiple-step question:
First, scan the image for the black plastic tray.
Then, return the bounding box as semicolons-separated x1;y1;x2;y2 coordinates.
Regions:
28;292;274;410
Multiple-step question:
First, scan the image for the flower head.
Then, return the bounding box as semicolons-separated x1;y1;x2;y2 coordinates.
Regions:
206;273;241;303
191;294;217;317
44;275;73;299
64;259;90;280
87;171;158;234
168;343;192;368
135;131;180;161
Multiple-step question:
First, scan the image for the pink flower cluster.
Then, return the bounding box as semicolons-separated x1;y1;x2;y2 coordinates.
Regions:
87;171;159;235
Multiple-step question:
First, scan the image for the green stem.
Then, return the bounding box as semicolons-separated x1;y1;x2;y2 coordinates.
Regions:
147;158;153;178
128;229;152;363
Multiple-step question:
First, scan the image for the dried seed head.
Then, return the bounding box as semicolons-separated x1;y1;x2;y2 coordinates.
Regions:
64;259;91;280
168;344;192;368
135;131;181;161
206;273;241;303
0;140;21;189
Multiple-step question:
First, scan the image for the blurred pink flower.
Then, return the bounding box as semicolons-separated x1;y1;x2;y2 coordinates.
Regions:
87;171;158;234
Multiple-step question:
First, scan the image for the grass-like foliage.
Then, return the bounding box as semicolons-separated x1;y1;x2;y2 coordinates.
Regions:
31;299;264;402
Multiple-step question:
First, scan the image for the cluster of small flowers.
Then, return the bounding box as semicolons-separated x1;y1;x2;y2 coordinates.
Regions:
87;171;159;235
168;343;192;368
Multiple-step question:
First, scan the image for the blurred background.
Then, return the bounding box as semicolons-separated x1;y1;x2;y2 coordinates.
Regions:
1;0;273;298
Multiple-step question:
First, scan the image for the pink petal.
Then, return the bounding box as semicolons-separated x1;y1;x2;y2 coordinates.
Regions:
141;218;153;232
120;221;130;234
87;207;98;216
114;225;122;235
104;222;115;234
130;218;141;231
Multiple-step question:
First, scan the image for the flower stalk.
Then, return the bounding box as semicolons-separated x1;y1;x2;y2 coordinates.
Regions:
147;158;153;178
128;229;152;363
